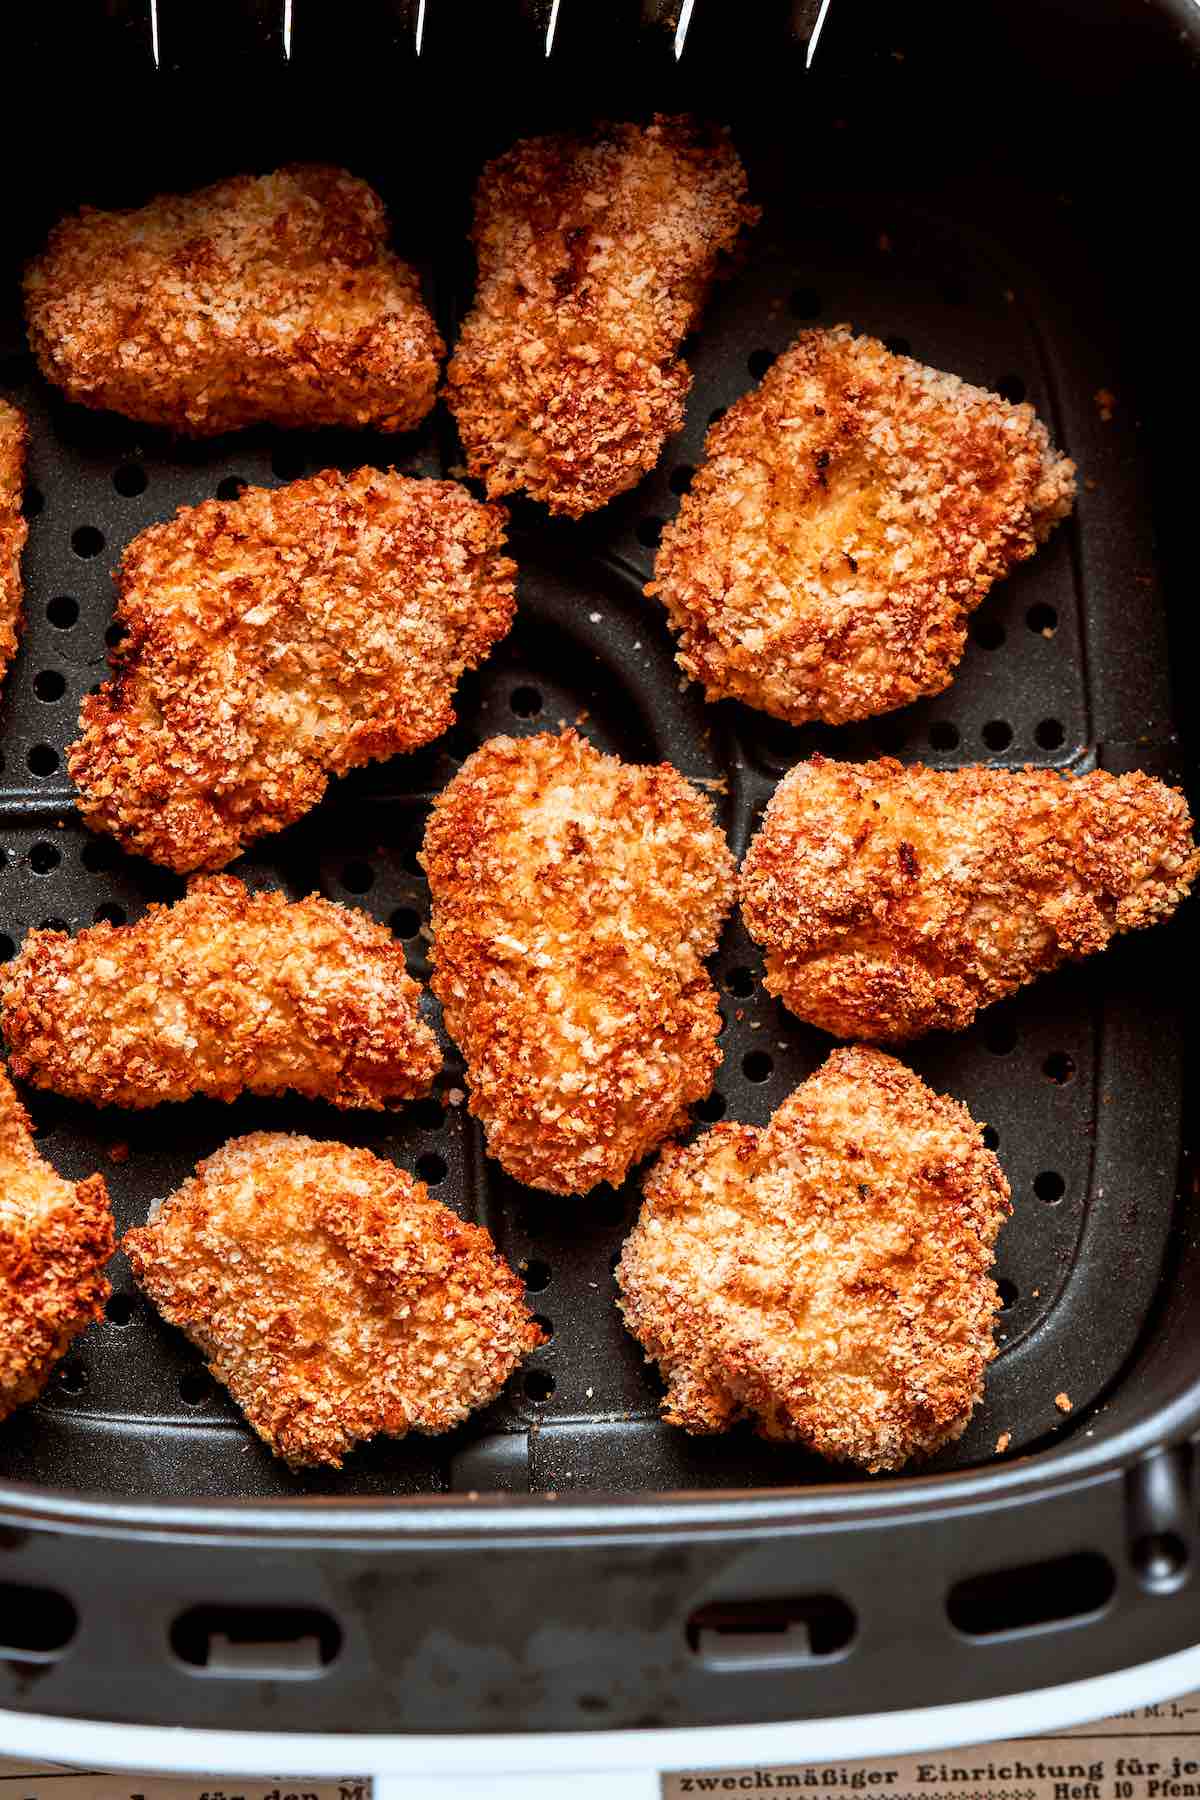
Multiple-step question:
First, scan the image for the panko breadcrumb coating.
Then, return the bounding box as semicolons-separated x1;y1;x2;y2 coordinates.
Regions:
1;399;28;688
422;731;736;1195
446;115;757;517
1;1066;114;1424
741;756;1199;1041
1;875;440;1111
68;469;515;873
24;165;443;436
124;1133;543;1468
648;326;1077;724
617;1046;1010;1471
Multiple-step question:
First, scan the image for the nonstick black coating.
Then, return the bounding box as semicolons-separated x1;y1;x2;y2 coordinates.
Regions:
0;0;1194;1507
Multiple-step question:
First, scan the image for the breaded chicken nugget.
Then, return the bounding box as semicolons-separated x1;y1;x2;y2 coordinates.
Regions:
1;399;28;688
422;730;735;1195
618;1045;1010;1471
1;875;440;1111
24;165;443;436
649;326;1076;723
1;1066;114;1424
741;756;1199;1041
124;1133;543;1467
446;115;757;517
68;469;515;873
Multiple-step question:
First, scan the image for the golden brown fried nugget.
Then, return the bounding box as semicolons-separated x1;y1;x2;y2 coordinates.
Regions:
1;1067;114;1424
649;326;1076;723
1;399;28;688
446;115;757;517
741;757;1199;1041
24;165;442;436
618;1046;1010;1471
124;1133;543;1468
422;731;735;1194
68;469;515;873
1;875;439;1111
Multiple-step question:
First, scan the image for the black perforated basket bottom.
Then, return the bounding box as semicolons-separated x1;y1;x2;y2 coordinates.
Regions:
0;180;1188;1500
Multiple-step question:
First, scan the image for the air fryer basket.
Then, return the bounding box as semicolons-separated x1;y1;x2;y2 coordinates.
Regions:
1;0;1197;1739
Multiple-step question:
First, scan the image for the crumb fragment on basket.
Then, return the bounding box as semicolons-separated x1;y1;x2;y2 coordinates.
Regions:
1095;388;1116;421
1055;1390;1073;1413
995;1431;1012;1454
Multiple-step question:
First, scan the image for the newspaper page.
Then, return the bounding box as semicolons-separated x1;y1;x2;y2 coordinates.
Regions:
664;1692;1200;1798
2;1694;1200;1798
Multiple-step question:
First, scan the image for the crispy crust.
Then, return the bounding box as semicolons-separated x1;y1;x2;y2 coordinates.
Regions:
0;1066;114;1423
741;756;1200;1041
0;399;28;687
67;469;516;873
648;326;1077;724
422;730;736;1195
446;114;757;517
617;1046;1011;1472
124;1133;543;1468
24;165;443;436
1;875;440;1111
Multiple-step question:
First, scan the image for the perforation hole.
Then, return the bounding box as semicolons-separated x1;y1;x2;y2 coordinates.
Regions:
694;1091;727;1122
981;1124;1000;1151
725;967;754;997
27;746;59;777
742;1052;773;1084
22;487;44;520
982;719;1013;752
928;721;960;751
1035;718;1065;749
113;462;147;497
271;447;305;482
524;1259;551;1293
340;860;374;894
39;918;70;934
1027;603;1058;636
93;902;127;927
390;907;421;939
105;1293;137;1327
996;1278;1018;1310
982;1016;1017;1055
444;724;480;763
870;717;906;754
0;936;14;962
747;348;776;381
708;406;727;426
510;685;543;718
409;1098;444;1132
81;839;116;872
47;595;78;628
789;286;821;318
415;1152;447;1187
669;464;694;496
1044;1052;1076;1085
105;621;128;649
71;525;105;559
884;335;912;357
636;516;664;548
217;475;247;502
524;1371;556;1403
532;1316;554;1342
34;669;66;702
1035;1170;1065;1203
971;617;1006;651
996;374;1027;404
29;842;61;874
179;1372;214;1407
